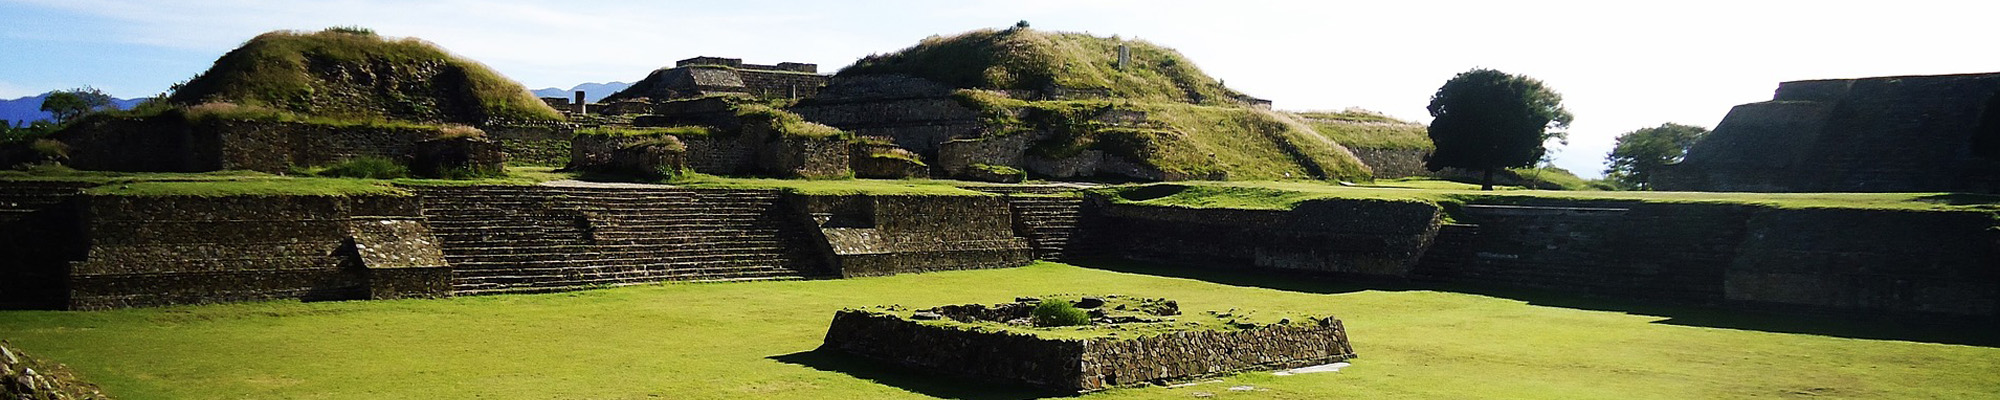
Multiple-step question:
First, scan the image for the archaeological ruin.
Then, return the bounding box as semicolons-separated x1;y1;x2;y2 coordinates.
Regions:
2;24;1999;399
1658;72;2000;193
820;296;1355;392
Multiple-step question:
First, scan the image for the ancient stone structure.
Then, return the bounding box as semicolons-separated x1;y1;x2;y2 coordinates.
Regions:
64;194;448;309
793;194;1032;277
411;136;508;177
821;298;1355;393
415;185;829;295
792;75;1203;181
56;116;515;176
1082;190;1445;276
1658;72;2000;193
1084;190;2000;318
606;57;830;103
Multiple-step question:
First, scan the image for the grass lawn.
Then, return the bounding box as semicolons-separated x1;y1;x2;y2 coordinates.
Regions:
0;262;1994;399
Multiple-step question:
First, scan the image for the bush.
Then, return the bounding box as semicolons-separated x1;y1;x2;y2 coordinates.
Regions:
1030;301;1090;327
316;157;409;179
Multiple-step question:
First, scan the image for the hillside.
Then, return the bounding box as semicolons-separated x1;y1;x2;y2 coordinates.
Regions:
822;27;1372;181
167;27;561;124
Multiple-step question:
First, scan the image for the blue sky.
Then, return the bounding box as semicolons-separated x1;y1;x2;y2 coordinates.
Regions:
4;0;1997;178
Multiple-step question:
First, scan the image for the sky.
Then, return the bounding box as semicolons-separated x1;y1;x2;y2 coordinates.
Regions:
3;0;1997;178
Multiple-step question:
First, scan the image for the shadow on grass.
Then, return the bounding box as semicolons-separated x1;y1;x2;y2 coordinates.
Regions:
1069;258;2000;348
769;349;1072;400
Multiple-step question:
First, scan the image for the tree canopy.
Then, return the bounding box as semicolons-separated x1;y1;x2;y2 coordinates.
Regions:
1424;68;1572;190
1603;123;1709;190
39;86;115;124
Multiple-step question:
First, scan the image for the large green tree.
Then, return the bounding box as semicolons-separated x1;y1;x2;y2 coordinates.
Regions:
1425;68;1573;190
39;86;115;124
1603;123;1709;190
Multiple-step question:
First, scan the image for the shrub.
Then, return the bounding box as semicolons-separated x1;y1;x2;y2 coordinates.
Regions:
29;139;68;159
317;157;409;179
1030;300;1090;327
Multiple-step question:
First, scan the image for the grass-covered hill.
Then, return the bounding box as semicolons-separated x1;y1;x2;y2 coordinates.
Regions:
1293;109;1432;151
167;27;561;124
831;27;1373;181
844;27;1244;104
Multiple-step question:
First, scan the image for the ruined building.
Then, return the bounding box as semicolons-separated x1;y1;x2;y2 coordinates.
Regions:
1657;72;2000;193
603;57;831;104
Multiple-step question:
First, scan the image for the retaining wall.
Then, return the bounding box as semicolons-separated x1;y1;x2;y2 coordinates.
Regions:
794;194;1032;277
1082;197;1444;276
64;194;451;309
822;309;1354;393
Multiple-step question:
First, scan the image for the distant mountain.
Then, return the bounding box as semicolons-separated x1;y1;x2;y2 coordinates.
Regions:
0;92;147;126
530;82;631;103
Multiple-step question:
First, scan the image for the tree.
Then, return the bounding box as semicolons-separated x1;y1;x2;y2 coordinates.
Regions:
1425;69;1573;190
1603;123;1709;190
39;86;115;124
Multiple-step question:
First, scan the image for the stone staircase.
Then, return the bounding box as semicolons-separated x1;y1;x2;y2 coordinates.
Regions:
415;185;822;295
1407;223;1478;281
1006;195;1086;261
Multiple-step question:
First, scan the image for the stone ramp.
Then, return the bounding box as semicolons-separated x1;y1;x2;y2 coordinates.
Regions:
415;185;824;295
1006;195;1085;261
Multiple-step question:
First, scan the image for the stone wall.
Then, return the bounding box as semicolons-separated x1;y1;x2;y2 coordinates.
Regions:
1659;73;2000;193
1411;203;1751;302
59;116;452;173
738;70;829;100
1347;148;1429;179
1083;196;1444;277
793;194;1032;277
1724;208;2000;316
1088;195;2000;317
791;75;986;156
64;194;451;309
821;309;1355;393
484;123;576;166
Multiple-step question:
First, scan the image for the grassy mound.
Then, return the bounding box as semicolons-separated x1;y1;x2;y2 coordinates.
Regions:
1294;109;1433;151
844;27;1242;104
168;28;561;124
838;27;1371;181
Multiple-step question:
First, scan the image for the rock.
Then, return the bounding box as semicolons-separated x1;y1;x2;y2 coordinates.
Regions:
911;311;941;320
0;345;15;365
1075;297;1106;309
1015;296;1040;303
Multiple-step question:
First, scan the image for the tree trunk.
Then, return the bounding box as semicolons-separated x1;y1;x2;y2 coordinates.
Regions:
1481;168;1495;191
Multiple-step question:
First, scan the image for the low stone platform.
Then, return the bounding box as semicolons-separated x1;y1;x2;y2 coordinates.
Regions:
819;296;1355;393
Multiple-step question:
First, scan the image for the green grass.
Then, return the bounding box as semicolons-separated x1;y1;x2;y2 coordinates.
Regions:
3;166;575;194
81;178;408;197
0;262;1993;399
1504;166;1595;190
1105;180;2000;212
168;28;562;123
669;174;993;196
